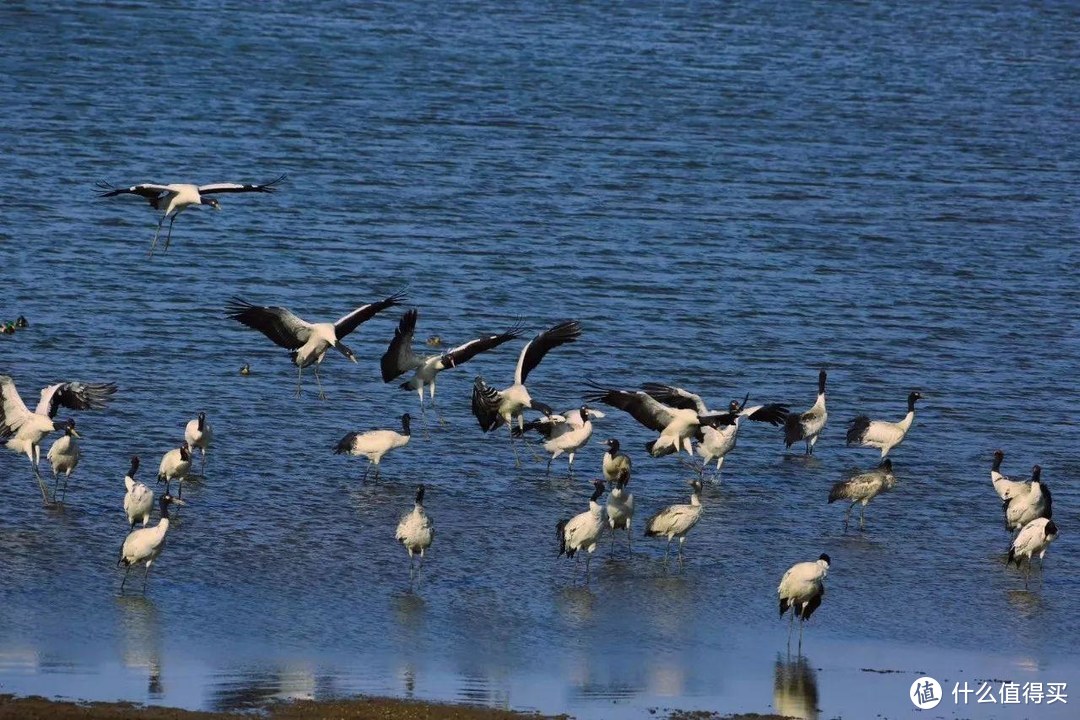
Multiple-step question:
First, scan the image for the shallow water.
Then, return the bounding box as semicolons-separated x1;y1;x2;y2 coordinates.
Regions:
1;1;1078;718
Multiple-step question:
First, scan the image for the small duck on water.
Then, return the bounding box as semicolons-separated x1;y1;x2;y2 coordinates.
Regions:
240;363;251;376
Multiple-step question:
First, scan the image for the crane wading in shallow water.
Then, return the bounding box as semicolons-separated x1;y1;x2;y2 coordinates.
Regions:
0;375;117;503
471;319;583;467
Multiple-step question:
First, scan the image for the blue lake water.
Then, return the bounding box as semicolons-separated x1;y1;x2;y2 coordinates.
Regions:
1;1;1078;718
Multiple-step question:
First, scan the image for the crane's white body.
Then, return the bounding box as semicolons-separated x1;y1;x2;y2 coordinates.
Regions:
1005;477;1050;531
124;473;154;528
184;415;213;465
396;487;435;585
46;433;79;480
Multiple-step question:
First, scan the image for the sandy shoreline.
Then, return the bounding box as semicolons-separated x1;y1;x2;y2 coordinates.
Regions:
0;695;785;720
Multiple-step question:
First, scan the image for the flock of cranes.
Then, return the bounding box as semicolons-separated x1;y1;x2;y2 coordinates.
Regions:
0;178;1061;655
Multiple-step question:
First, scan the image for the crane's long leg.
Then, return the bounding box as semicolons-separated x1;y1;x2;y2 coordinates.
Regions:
51;470;61;504
121;565;131;592
798;618;805;654
844;503;854;532
200;448;207;475
32;449;49;504
149;215;166;257
416;554;425;589
143;563;152;594
859;503;867;529
362;463;371;482
295;366;304;398
430;383;448;427
787;609;795;652
626;526;633;553
60;473;71;504
508;424;522;469
313;364;326;401
162;215;178;252
584;554;591;585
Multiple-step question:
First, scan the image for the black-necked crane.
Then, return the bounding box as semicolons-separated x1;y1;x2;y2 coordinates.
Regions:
784;370;828;455
1008;518;1058;589
1004;465;1052;531
641;384;788;476
118;493;185;593
828;459;895;531
226;291;405;399
845;391;922;457
778;553;830;653
157;442;192;498
334;413;411;481
381;309;523;412
123;456;154;528
584;383;734;459
471;320;582;464
184;412;213;474
516;406;601;474
97;176;284;257
644;480;704;561
556;480;607;584
0;375;117;503
991;450;1034;501
46;419;80;504
396;484;434;588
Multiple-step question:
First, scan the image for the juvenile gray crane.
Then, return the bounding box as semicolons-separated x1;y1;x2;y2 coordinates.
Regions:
846;391;922;457
381;309;524;411
396;484;434;587
226;291;405;399
97;175;284;256
0;375;117;502
828;459;895;531
606;472;634;553
602;438;632;485
118;493;185;593
644;480;704;561
778;554;830;653
784;370;828;455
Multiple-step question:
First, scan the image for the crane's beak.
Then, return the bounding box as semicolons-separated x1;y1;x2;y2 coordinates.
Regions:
70;429;81;439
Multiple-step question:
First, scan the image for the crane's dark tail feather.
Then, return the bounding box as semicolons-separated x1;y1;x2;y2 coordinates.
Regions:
1007;546;1018;566
645;439;677;458
333;432;358;454
556;519;569;557
779;597;790;617
845;416;871;445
